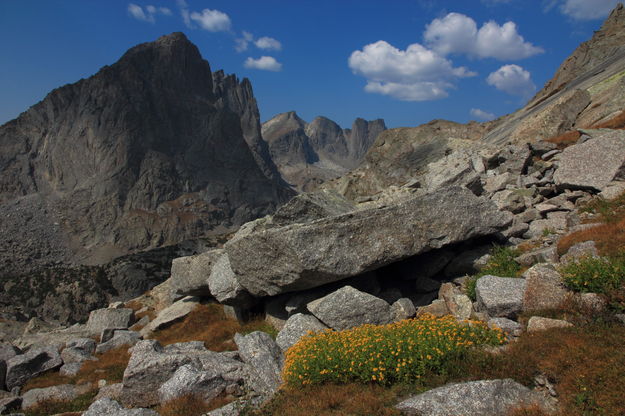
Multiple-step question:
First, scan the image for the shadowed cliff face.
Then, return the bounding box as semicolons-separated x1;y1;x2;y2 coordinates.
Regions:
0;32;294;273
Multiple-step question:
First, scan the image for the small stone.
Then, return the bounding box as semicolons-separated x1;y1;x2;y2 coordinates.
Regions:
276;314;328;351
391;298;416;322
527;316;573;332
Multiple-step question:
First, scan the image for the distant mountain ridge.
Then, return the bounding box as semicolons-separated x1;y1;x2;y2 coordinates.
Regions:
261;111;385;191
0;32;294;275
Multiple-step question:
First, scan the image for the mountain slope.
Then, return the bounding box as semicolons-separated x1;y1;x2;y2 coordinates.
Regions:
261;111;385;191
0;32;293;274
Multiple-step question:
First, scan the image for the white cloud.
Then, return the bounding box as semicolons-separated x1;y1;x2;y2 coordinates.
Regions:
255;37;282;51
424;13;543;60
176;0;192;27
470;108;496;121
235;31;254;52
128;3;171;23
560;0;621;20
348;40;475;101
244;56;283;71
189;9;231;32
487;64;536;98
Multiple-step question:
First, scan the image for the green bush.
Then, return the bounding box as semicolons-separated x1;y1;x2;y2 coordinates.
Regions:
466;245;521;301
282;314;505;387
559;255;625;294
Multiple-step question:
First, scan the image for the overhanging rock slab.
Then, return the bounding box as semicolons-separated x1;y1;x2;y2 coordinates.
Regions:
224;186;512;297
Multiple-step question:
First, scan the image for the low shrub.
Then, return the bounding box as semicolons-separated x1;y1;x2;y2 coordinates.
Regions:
559;255;625;294
466;245;521;300
156;393;232;416
282;314;505;387
544;130;581;149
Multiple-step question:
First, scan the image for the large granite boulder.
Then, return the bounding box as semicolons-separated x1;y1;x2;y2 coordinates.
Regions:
168;250;223;298
395;379;555;415
139;296;199;337
86;308;135;334
554;129;625;191
234;331;283;396
224;186;511;298
158;364;228;404
5;347;63;390
307;286;392;330
276;313;328;351
476;276;526;318
208;254;253;306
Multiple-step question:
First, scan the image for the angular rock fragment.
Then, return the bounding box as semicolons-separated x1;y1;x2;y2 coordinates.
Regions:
476;276;526;318
276;313;328;351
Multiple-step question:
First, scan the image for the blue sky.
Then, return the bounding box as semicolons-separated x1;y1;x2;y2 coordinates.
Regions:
0;0;621;129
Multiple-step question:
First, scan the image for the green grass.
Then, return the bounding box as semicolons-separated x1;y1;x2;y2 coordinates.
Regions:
466;245;521;301
559;255;625;294
282;314;504;387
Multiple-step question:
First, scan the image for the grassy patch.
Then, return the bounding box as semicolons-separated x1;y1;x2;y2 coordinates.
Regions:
23;390;97;416
466;245;521;301
255;383;404;416
544;130;581;149
156;393;233;416
23;346;131;392
150;304;277;351
590;109;625;129
282;314;504;387
559;255;625;294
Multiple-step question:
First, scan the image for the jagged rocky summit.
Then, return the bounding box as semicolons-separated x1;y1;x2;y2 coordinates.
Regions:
0;33;293;285
261;111;385;191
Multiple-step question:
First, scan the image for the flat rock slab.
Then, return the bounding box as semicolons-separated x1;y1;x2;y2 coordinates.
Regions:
307;286;392;330
6;347;62;390
87;308;135;334
96;330;142;354
276;313;328;351
476;276;526;318
140;297;199;337
395;379;555;416
158;364;227;403
554;129;625;191
225;186;511;297
527;317;573;332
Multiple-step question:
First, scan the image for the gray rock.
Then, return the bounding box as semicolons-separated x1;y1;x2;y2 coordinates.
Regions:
560;240;599;263
476;276;526;318
484;172;516;194
576;292;607;313
96;330;142;354
490;190;526;213
59;362;83;377
272;190;355;226
139;296;199;337
86;308;134;334
307;286;392;330
120;340;247;408
21;384;89;410
527;216;567;238
488;318;522;337
95;383;123;401
515;247;559;267
599;181;625;200
423;151;481;192
225;186;511;297
83;398;159;416
0;344;20;390
60;346;95;365
0;396;21;414
208;254;253;306
391;298;417;322
158;364;227;403
66;338;96;354
276;313;328;351
522;264;569;311
554;129;625;191
169;249;223;298
5;347;63;390
416;299;450;317
527;316;573;332
395;379;554;416
234;331;283;396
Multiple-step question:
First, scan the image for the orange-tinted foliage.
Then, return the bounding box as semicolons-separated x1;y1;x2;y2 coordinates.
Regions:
557;218;625;256
544;130;581;149
156;394;232;416
149;303;275;351
590;110;625;129
256;383;403;416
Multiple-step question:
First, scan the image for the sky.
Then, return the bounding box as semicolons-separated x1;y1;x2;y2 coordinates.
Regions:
0;0;622;129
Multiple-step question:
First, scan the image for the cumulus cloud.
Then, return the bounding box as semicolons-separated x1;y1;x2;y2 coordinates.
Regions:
189;9;231;32
128;3;171;23
470;108;496;121
487;64;536;98
559;0;620;20
424;13;543;60
348;40;475;101
244;56;283;71
235;31;254;52
255;37;282;51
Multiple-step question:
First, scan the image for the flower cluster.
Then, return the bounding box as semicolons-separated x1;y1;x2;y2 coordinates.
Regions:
282;314;505;386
